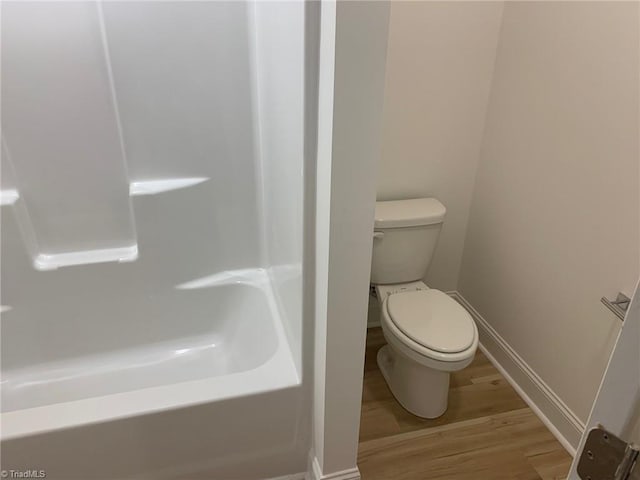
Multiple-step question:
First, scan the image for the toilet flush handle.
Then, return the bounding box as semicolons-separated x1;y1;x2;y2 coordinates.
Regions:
373;231;384;240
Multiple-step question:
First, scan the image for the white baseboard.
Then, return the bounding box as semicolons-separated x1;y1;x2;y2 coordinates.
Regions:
308;456;360;480
448;291;584;456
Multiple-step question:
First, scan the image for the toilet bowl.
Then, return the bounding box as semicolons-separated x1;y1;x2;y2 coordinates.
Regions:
375;284;478;418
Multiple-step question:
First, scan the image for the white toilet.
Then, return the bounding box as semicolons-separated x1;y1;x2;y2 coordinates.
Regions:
371;197;478;419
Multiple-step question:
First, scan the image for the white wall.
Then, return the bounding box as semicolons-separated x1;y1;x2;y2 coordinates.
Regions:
459;1;639;427
253;1;305;377
378;1;504;291
313;1;390;477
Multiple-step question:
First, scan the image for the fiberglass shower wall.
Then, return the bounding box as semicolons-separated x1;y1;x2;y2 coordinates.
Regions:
1;1;303;393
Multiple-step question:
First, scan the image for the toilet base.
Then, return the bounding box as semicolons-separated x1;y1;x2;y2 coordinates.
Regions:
377;345;449;419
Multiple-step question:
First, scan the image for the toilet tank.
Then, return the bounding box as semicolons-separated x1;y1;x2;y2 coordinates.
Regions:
371;198;446;285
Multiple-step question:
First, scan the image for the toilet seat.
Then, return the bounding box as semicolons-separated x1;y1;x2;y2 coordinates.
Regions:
387;290;475;354
381;290;478;372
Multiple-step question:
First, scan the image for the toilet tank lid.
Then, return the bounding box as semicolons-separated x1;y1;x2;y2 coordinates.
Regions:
375;198;446;228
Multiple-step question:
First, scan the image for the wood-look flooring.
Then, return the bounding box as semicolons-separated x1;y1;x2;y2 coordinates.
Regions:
358;328;572;480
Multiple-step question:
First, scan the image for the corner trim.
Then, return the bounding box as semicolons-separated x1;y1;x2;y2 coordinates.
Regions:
308;456;360;480
448;291;584;456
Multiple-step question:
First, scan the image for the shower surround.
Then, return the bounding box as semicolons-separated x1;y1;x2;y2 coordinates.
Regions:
1;2;307;478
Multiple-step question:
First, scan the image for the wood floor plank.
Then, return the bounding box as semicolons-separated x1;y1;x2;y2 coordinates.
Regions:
527;449;573;480
358;327;572;479
470;373;504;384
359;410;544;480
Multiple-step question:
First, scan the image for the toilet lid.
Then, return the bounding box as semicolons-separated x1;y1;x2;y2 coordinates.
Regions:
386;290;475;353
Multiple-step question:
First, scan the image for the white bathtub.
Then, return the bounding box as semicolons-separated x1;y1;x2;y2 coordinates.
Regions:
1;271;306;479
3;276;291;415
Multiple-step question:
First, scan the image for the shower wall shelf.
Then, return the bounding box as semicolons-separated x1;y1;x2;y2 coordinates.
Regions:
32;245;139;271
129;177;208;196
0;189;19;206
1;177;208;271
